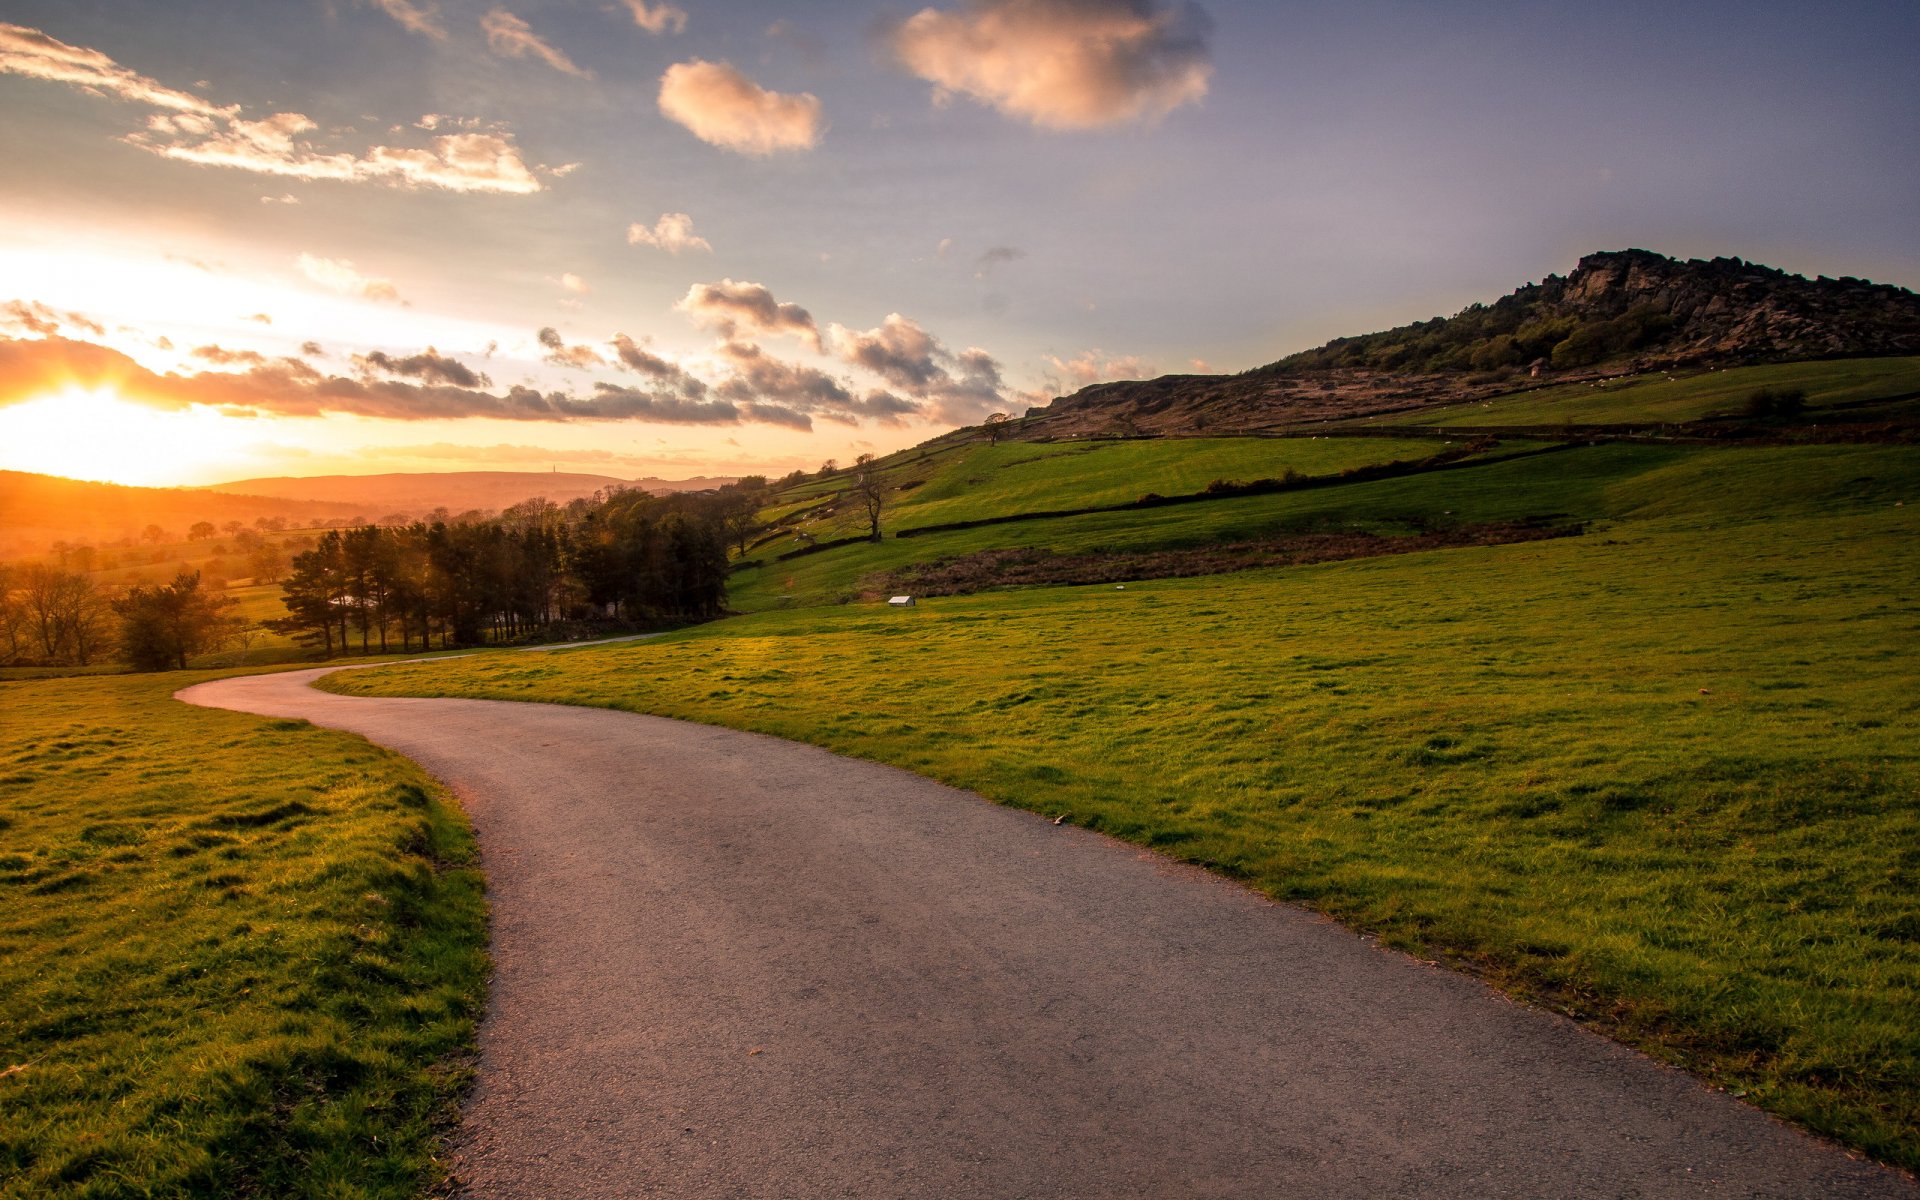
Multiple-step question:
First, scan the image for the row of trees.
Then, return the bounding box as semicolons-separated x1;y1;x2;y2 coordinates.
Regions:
0;563;239;669
266;486;754;656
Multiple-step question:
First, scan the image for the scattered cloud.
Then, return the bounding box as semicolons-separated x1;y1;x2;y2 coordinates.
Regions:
1045;348;1153;389
627;212;712;254
0;23;545;193
559;272;590;294
301;341;326;356
610;334;708;398
0;333;766;425
885;0;1212;130
0;21;226;116
677;278;821;348
974;244;1025;278
190;344;268;367
828;312;1006;423
537;326;607;369
355;347;490;388
1;299;105;338
297;253;404;303
244;313;273;325
658;59;823;155
366;0;447;40
260;192;300;204
620;0;688;35
482;9;594;79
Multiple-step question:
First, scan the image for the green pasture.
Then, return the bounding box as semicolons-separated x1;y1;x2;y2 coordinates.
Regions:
1379;356;1920;428
761;435;1509;549
333;441;1920;1168
0;671;487;1198
733;441;1908;610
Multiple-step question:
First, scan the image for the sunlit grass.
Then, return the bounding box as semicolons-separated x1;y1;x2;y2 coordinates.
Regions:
0;671;487;1198
335;444;1920;1168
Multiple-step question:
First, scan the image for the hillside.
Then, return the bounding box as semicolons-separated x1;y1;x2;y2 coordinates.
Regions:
0;470;363;559
202;470;736;517
1024;250;1920;437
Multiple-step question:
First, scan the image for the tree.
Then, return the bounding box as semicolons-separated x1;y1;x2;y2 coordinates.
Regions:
851;453;885;542
188;521;217;540
115;571;238;670
983;412;1012;445
141;524;168;544
17;563;114;665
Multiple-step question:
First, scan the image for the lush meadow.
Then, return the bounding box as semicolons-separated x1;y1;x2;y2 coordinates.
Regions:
333;439;1920;1167
0;671;487;1198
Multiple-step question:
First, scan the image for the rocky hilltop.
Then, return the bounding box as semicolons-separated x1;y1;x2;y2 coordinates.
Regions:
1024;250;1920;436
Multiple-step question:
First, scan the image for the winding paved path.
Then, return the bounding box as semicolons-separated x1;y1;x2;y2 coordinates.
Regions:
179;668;1915;1199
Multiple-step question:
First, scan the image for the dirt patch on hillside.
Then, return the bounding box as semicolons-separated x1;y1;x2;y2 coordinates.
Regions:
866;522;1580;598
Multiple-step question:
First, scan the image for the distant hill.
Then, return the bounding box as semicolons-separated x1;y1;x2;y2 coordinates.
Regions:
200;470;736;517
1025;250;1920;437
0;470;363;559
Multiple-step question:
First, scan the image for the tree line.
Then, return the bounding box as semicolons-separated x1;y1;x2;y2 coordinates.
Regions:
265;485;756;656
0;481;765;671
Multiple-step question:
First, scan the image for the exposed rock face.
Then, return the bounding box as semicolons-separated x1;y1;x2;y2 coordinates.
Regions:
1535;250;1920;363
1022;250;1920;437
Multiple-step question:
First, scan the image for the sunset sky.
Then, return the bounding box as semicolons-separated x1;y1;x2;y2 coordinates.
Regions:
1;0;1916;486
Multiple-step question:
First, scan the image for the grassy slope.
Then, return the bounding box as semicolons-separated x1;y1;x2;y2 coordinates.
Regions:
1382;356;1920;428
333;442;1920;1169
765;435;1484;547
0;671;486;1198
734;440;1677;609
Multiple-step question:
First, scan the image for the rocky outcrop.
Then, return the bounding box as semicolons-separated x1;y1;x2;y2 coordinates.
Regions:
1020;250;1920;437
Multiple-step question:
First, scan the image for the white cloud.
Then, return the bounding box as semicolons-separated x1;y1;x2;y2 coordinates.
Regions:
482;9;594;79
367;0;447;40
657;60;823;155
559;272;590;294
620;0;688;35
677;279;820;348
887;0;1212;130
297;253;404;304
627;212;712;254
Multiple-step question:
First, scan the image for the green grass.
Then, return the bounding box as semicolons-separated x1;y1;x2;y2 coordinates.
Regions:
1380;356;1920;427
734;441;1905;610
332;443;1920;1170
0;670;487;1198
763;435;1495;547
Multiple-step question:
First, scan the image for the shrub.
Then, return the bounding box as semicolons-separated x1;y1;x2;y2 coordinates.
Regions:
1744;386;1808;419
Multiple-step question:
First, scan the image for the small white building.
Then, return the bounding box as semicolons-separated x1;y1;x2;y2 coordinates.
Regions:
888;595;915;607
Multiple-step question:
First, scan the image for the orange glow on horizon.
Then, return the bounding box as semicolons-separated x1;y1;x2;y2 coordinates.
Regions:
0;386;261;488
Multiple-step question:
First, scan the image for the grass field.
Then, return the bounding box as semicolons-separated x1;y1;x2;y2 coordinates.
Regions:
0;671;487;1198
732;440;1906;610
1380;356;1920;428
332;440;1920;1169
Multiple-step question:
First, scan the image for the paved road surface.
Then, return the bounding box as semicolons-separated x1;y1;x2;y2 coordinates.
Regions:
179;668;1916;1199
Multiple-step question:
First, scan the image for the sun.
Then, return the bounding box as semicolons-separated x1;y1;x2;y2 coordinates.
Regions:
0;386;261;487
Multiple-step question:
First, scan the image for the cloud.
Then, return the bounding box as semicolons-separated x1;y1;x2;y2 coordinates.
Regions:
301;340;325;357
886;0;1212;130
974;245;1025;277
482;9;593;78
355;347;490;388
537;326;606;369
620;0;688;35
190;344;268;367
827;312;1006;423
0;23;545;194
298;253;404;303
627;212;711;254
367;0;446;39
0;21;227;115
559;272;589;294
610;334;708;398
1046;348;1153;388
677;279;820;348
245;313;273;325
1;299;105;338
657;60;823;155
0;333;753;425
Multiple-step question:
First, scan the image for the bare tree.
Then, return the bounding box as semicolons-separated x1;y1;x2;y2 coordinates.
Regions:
983;412;1012;445
16;563;115;664
851;453;886;542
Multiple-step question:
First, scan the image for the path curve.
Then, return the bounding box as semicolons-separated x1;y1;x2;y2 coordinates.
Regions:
178;668;1915;1199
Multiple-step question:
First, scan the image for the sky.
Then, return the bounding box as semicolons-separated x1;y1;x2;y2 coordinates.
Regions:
0;0;1916;487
